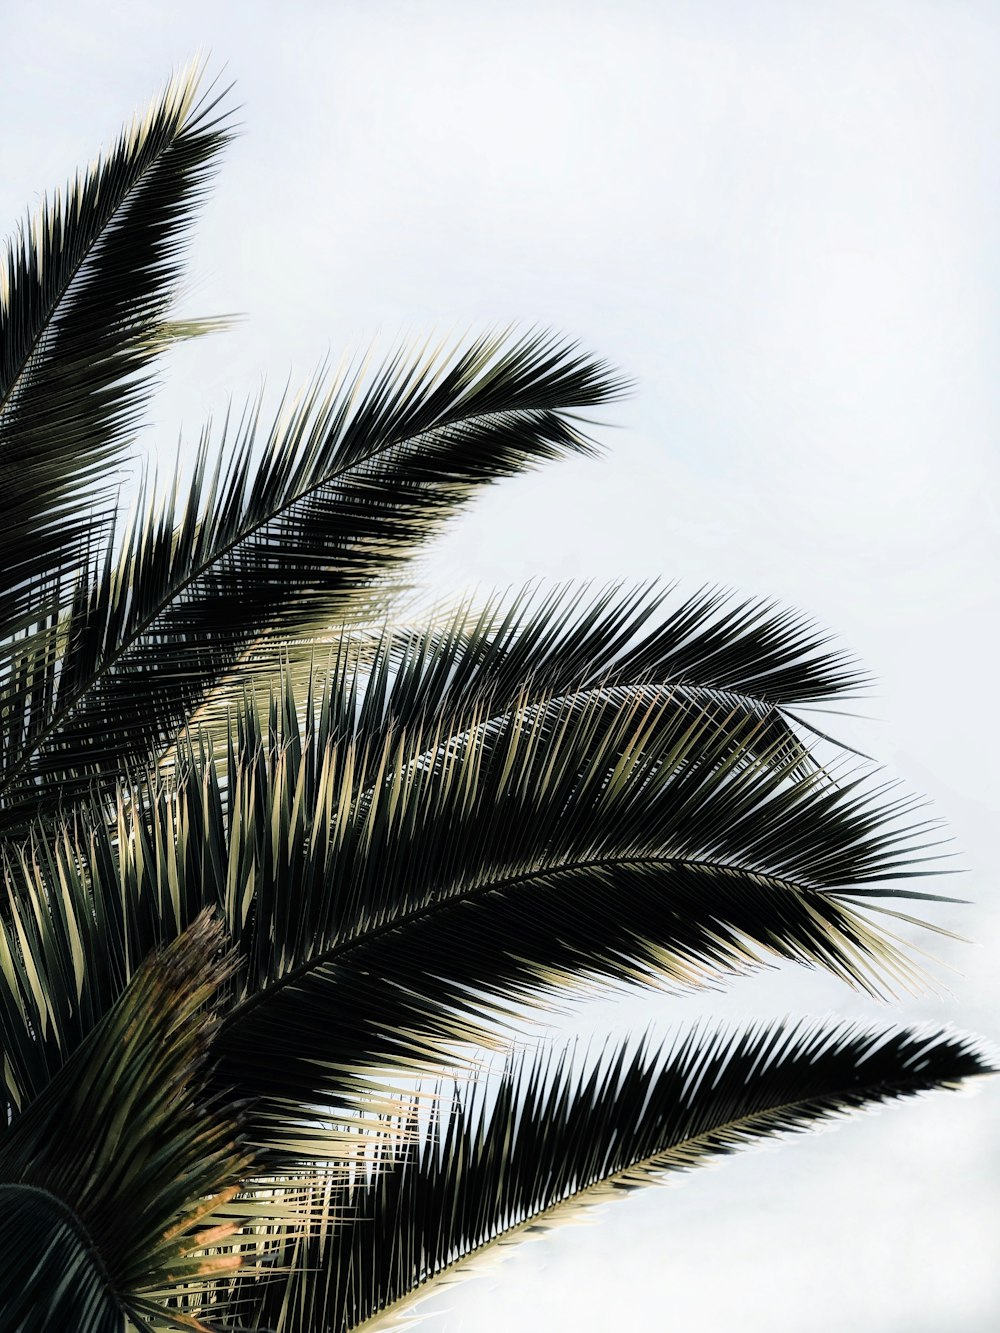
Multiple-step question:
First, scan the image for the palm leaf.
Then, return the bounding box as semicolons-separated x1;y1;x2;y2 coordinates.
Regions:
0;61;990;1333
179;576;869;776
0;911;259;1332
0;333;624;836
219;1020;994;1332
0;59;231;653
0;1184;124;1333
0;672;957;1138
215;684;949;1127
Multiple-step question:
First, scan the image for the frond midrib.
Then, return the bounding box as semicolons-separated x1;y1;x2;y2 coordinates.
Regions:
0;401;551;800
221;848;895;1034
344;679;818;820
0;1179;119;1304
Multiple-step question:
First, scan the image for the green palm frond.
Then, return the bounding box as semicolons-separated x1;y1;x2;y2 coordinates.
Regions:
0;1184;124;1333
179;575;870;773
0;333;624;837
0;63;991;1333
219;1020;994;1332
214;685;948;1125
0;60;231;654
314;577;867;763
0;912;259;1332
0;667;956;1135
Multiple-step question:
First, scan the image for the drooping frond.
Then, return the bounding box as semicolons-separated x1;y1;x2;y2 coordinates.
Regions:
0;60;232;653
0;1184;124;1333
0;333;625;837
0;912;258;1332
179;576;870;773
214;685;950;1130
218;1020;994;1332
0;667;959;1138
368;578;869;714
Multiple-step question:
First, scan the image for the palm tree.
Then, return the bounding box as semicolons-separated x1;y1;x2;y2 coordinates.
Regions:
0;63;991;1333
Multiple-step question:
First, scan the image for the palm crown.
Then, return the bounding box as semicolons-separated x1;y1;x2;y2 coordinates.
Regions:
0;63;991;1333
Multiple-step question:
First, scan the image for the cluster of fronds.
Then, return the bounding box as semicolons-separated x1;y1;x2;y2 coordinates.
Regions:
0;62;991;1333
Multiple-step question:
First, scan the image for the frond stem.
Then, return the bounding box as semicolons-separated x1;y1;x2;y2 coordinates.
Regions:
220;852;888;1034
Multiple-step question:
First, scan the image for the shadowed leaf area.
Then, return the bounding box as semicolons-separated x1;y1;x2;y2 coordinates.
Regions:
217;1022;992;1333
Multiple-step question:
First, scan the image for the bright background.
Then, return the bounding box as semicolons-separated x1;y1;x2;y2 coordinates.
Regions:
3;2;998;1328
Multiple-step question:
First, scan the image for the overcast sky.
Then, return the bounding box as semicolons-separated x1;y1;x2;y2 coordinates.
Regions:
3;1;998;1328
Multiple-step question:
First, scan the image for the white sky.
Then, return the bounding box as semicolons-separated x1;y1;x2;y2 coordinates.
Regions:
3;1;998;1328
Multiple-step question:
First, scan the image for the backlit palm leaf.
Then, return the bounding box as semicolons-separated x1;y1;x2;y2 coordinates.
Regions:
0;64;990;1333
219;1020;994;1332
0;333;624;837
0;671;955;1138
179;576;870;777
0;60;230;656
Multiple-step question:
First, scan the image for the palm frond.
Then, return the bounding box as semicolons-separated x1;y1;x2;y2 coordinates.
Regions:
0;911;261;1332
0;1183;124;1333
0;59;232;652
0;61;990;1333
0;333;625;836
0;669;957;1136
212;677;948;1109
219;1020;994;1332
180;575;868;767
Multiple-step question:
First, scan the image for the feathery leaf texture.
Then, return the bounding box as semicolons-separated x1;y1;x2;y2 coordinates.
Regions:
0;1184;123;1333
172;576;870;773
220;1021;995;1332
0;63;990;1333
0;671;950;1136
0;332;624;836
0;60;231;652
0;912;255;1331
